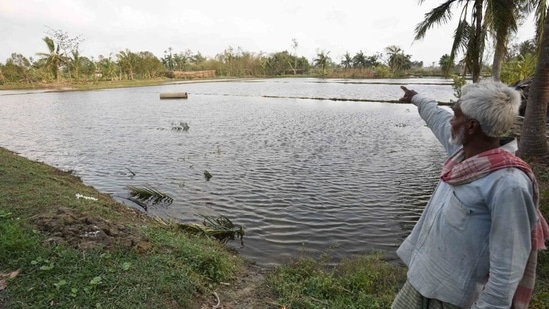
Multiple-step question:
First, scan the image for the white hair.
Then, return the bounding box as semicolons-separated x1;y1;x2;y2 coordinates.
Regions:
456;81;521;138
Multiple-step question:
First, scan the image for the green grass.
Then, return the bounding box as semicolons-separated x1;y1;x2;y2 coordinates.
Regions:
265;253;405;309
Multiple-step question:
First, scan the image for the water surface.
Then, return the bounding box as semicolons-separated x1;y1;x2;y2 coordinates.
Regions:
0;78;454;267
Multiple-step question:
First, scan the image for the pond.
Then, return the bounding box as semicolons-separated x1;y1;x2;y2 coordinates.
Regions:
0;77;456;267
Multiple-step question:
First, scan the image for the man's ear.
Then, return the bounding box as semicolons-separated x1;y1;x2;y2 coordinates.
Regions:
467;119;480;135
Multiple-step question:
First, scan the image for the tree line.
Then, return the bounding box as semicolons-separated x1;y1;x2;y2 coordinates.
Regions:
0;27;441;85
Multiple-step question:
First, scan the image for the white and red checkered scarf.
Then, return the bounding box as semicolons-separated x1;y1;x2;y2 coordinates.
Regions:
441;147;549;309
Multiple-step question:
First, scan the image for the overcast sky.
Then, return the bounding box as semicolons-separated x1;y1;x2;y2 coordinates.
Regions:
0;0;538;66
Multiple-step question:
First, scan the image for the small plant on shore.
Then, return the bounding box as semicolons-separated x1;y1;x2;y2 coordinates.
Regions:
451;74;466;99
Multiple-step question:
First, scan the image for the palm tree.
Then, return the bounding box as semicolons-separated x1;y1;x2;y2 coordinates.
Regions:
117;49;137;80
98;55;117;81
291;38;298;75
36;36;64;83
439;54;454;77
415;0;485;82
416;0;545;82
313;51;331;76
341;52;352;69
71;50;81;82
486;0;547;81
518;4;549;160
485;0;516;81
524;0;548;56
385;46;412;76
352;51;367;69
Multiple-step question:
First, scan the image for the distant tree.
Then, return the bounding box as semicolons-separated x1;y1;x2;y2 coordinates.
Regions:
36;37;64;82
385;45;412;76
365;54;382;67
265;51;294;76
78;56;96;81
44;27;84;81
70;50;81;81
341;52;352;68
313;50;331;76
412;60;424;68
290;38;299;75
136;51;163;78
518;39;537;57
2;53;33;83
162;47;175;71
117;49;138;80
97;55;118;81
439;54;454;77
352;51;367;68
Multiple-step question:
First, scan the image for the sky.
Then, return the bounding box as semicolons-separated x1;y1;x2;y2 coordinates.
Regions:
0;0;538;67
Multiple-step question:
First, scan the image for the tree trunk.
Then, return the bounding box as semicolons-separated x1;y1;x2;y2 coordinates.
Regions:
491;24;509;81
517;5;549;160
472;0;484;83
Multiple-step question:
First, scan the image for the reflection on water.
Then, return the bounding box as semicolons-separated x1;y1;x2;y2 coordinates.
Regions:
0;78;453;267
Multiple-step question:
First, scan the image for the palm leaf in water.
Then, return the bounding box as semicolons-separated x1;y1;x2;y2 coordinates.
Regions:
127;184;174;208
179;215;245;246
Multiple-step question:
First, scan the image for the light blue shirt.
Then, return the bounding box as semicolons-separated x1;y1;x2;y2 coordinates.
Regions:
397;95;538;308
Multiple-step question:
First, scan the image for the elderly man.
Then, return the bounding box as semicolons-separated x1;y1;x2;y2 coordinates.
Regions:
392;81;549;309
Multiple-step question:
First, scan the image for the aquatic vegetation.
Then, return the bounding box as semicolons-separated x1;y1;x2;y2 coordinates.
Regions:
171;121;190;132
204;170;212;181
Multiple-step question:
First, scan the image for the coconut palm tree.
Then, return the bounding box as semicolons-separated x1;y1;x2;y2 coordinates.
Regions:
385;46;412;76
352;51;367;69
439;54;454;77
71;50;81;82
36;36;64;83
313;51;331;76
518;4;549;160
415;0;485;82
485;0;516;81
341;52;353;69
486;0;547;81
416;0;545;82
117;49;137;80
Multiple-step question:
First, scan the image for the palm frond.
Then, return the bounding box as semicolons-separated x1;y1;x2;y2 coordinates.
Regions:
127;184;174;206
415;0;457;40
534;0;547;52
179;215;245;246
448;18;471;70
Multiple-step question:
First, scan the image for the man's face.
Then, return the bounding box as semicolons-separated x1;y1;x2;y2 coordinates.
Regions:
449;105;468;146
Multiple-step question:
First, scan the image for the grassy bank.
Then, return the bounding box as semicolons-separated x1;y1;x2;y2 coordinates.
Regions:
0;77;243;92
1;149;548;308
0;147;247;308
0;79;173;91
